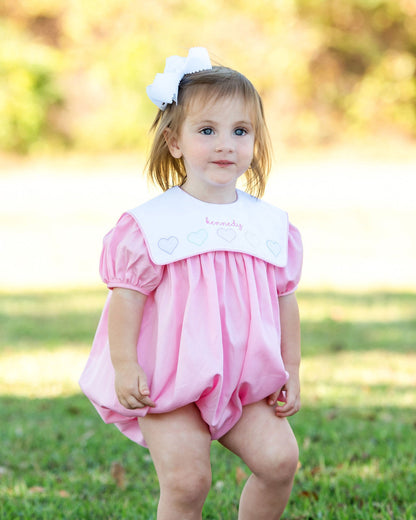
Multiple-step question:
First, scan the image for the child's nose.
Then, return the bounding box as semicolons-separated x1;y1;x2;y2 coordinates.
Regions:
215;134;234;152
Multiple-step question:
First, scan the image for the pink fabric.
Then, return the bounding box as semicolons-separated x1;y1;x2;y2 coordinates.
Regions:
79;212;302;446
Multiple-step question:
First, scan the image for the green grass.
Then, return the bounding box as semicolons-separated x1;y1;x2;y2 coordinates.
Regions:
1;288;415;519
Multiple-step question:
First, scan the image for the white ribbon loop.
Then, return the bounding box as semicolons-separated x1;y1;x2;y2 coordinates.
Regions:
146;47;212;110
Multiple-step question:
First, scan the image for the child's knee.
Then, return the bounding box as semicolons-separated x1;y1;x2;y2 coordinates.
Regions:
161;465;212;505
254;436;299;485
278;437;299;481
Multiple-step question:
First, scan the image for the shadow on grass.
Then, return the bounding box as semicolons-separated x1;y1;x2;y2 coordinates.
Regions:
1;288;415;355
0;288;106;350
1;393;415;520
302;318;416;355
298;290;416;355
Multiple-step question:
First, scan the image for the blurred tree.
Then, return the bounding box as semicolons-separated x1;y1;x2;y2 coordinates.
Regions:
0;0;415;154
296;0;416;141
0;20;63;153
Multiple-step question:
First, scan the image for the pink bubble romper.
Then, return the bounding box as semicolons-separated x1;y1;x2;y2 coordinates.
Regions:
79;187;303;447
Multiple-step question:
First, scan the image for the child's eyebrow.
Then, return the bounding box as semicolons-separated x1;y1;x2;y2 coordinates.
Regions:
189;119;217;126
190;119;253;128
234;120;253;128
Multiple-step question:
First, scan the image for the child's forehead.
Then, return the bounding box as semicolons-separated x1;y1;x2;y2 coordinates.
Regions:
184;93;254;121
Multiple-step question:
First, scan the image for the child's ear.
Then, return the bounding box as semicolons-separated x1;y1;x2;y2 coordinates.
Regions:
163;128;182;159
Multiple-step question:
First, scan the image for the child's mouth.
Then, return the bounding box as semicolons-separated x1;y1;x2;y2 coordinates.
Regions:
213;161;233;166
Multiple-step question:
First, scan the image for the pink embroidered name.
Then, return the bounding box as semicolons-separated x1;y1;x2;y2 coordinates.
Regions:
205;217;243;231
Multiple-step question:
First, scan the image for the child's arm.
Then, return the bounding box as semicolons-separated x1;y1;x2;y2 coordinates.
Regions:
269;292;301;417
108;287;156;409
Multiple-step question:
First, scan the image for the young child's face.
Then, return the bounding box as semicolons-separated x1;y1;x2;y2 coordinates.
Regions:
167;94;255;202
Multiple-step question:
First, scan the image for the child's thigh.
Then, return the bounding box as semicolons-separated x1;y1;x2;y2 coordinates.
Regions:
138;404;212;479
219;401;298;477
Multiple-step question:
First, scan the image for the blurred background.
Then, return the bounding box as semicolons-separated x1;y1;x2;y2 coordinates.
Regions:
1;0;416;290
1;4;415;515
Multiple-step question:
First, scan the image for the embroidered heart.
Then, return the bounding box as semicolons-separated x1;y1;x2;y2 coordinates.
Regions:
158;236;179;254
245;231;259;248
217;228;236;243
187;229;208;246
266;240;281;257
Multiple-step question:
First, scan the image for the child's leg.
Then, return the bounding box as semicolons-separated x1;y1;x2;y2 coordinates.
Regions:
219;400;299;520
138;404;212;520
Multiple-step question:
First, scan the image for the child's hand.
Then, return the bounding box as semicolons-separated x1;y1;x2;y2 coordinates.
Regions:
267;377;300;417
114;363;156;409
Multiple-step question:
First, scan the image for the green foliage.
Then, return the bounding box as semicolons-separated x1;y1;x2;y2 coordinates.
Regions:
1;0;415;154
296;0;416;140
0;21;63;153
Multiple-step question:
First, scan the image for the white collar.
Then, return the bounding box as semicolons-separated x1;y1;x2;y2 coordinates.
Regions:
129;187;288;267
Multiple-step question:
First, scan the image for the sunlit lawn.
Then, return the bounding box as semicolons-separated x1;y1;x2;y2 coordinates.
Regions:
0;288;415;519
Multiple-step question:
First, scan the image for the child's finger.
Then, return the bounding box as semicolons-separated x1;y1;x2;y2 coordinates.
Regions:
122;394;145;409
139;394;156;408
268;388;287;406
137;368;156;407
267;391;280;405
121;392;155;409
275;398;301;417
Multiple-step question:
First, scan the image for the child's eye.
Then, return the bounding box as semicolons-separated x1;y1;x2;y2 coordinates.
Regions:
200;128;214;135
234;128;247;136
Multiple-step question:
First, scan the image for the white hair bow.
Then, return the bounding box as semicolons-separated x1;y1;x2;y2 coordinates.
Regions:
146;47;212;110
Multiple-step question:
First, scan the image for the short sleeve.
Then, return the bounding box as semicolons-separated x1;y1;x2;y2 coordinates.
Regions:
276;223;303;296
100;213;164;294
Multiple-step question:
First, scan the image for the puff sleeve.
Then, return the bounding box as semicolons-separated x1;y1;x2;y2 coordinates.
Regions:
100;213;164;294
276;223;303;296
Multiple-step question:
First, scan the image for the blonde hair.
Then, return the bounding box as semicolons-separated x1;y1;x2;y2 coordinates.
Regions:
145;66;272;198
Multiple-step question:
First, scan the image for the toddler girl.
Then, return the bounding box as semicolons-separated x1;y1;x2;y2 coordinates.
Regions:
80;47;303;520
